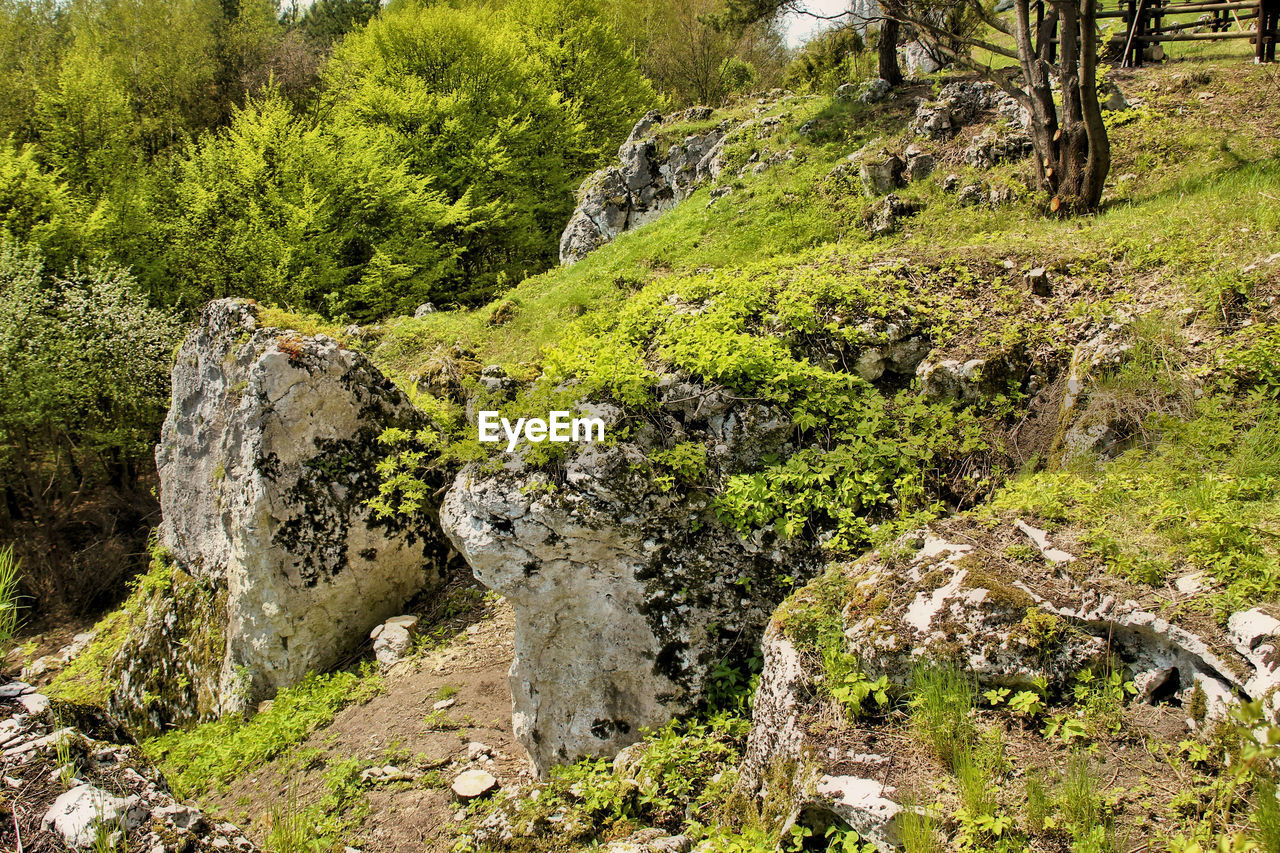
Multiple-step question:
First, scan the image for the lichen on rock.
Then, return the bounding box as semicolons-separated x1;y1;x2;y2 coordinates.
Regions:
440;377;821;775
112;299;451;730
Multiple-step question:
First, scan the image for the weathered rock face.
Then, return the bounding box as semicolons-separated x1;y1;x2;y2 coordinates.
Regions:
911;80;1029;142
736;525;1280;852
440;380;821;774
559;111;729;265
112;300;449;730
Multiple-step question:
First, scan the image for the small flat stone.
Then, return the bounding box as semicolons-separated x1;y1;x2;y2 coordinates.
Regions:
451;769;498;800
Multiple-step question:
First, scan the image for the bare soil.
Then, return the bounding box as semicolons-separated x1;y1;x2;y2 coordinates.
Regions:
202;594;530;853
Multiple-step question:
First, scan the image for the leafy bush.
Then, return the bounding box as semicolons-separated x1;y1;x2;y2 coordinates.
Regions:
0;240;182;612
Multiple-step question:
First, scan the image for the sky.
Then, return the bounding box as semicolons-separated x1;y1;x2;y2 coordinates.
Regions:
781;0;852;47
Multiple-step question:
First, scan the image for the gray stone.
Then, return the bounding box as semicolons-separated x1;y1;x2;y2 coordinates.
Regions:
113;300;449;730
371;615;420;668
560;115;738;264
957;183;985;206
903;40;944;76
42;785;149;849
866;194;921;236
903;145;935;182
858;152;905;195
413;303;437;319
857;78;892;104
964;128;1034;169
439;378;818;775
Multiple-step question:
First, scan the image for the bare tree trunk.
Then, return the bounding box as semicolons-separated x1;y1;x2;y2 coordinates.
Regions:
879;17;902;84
892;0;1110;214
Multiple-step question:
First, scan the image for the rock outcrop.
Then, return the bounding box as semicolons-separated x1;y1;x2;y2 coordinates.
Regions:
440;379;821;774
736;525;1280;851
911;80;1030;142
559;111;729;265
111;300;450;730
1;679;258;851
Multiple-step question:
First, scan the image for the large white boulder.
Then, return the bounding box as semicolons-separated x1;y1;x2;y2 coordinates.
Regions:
440;379;819;775
111;300;449;730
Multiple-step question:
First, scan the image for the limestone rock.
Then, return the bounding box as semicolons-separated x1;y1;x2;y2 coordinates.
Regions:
903;145;935;182
452;769;498;799
964;128;1034;169
858;151;905;195
902;40;943;76
911;81;1009;141
789;776;903;853
42;786;149;849
413;302;437;319
560;111;733;264
857;78;892;104
112;300;450;730
866;194;921;236
440;378;819;774
605;829;692;853
1052;331;1137;463
956;183;985;206
371;615;420;668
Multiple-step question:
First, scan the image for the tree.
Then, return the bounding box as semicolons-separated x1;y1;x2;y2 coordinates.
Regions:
323;2;589;302
0;0;69;143
610;0;788;106
718;0;901;86
164;90;469;319
508;0;659;167
722;0;1110;213
891;0;1110;213
0;239;182;612
297;0;381;45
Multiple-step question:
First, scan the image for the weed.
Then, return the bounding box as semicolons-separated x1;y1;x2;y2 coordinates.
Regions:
144;665;383;798
909;662;975;770
0;544;21;646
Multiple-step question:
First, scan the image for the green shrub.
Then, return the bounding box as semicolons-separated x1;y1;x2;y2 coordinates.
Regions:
144;666;384;798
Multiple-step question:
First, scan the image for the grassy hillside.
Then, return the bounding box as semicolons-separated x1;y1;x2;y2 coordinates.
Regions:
30;53;1280;853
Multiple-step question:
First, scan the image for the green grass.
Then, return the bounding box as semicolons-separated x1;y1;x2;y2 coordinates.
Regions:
909;662;976;771
0;545;20;647
143;666;383;799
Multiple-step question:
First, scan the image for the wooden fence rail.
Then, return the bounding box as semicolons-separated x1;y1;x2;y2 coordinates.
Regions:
1035;0;1278;65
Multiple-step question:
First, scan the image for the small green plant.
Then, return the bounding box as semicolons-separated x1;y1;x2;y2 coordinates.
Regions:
909;663;975;769
0;544;22;646
899;802;942;853
54;725;76;789
1060;754;1118;853
144;666;383;798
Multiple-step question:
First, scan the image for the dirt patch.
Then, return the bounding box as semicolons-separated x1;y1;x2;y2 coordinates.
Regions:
200;595;530;853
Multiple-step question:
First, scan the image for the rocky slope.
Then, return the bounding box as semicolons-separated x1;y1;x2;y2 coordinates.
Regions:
1;678;259;852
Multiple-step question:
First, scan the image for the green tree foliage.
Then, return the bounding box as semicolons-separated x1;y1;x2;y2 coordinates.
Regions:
323;2;593;302
609;0;788;106
0;240;182;608
165;90;469;320
0;139;102;265
297;0;381;45
0;0;68;143
784;25;872;94
507;0;658;166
